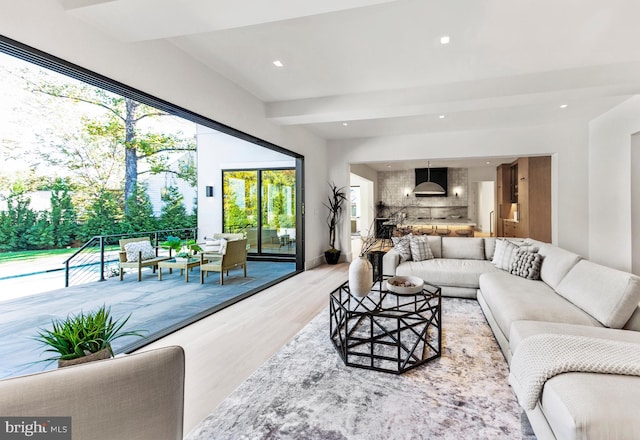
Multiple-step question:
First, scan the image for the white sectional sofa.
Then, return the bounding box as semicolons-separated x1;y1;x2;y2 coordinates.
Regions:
383;236;640;440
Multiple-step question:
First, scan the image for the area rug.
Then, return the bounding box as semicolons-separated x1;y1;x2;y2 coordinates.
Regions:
187;298;536;440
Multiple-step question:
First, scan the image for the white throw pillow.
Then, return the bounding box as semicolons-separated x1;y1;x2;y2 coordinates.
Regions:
492;239;520;271
409;235;434;262
219;238;228;255
124;241;156;262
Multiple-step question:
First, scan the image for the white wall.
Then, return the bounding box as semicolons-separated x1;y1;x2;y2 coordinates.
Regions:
328;124;590;258
196;125;295;239
589;96;640;272
1;1;329;268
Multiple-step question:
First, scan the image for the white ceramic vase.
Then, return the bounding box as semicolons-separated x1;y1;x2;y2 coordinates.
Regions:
349;256;373;297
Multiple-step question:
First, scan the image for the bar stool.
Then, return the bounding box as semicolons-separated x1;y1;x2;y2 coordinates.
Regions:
455;229;474;238
435;226;451;236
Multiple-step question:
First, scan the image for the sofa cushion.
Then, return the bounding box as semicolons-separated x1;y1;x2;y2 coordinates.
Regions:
424;235;442;258
535;242;582;290
484;237;496;261
541;373;640;440
441;237;485;260
124;241;156;262
409;234;434;261
510;321;640;357
624;305;640;331
510;249;543;280
555;260;640;328
391;235;412;261
478;272;601;340
397;259;498;289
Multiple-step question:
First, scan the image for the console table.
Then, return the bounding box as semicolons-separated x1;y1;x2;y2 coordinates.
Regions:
329;278;441;374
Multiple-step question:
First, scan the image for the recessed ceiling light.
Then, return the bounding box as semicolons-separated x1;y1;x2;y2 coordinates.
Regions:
387;165;392;168
440;35;451;45
486;161;491;165
439;115;446;119
273;60;284;67
560;104;568;109
342;122;349;126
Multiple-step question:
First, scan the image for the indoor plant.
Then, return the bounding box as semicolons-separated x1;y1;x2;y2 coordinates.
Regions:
323;182;347;264
34;304;144;368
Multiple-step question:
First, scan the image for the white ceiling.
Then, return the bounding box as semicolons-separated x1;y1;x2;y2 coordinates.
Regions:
62;0;640;168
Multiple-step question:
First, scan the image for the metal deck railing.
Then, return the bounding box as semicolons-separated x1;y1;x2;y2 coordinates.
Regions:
63;228;197;287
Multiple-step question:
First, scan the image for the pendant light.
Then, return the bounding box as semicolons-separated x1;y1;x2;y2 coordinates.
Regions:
413;161;446;195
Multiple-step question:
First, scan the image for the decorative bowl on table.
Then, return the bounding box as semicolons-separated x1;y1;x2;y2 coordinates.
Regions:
385;276;424;294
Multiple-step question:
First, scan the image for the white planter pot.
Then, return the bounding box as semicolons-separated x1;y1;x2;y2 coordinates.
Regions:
349;256;373;297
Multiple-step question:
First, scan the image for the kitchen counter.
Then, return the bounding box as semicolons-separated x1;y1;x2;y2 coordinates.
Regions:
392;219;477;227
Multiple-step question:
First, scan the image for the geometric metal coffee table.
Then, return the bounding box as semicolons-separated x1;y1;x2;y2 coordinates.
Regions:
329;277;441;374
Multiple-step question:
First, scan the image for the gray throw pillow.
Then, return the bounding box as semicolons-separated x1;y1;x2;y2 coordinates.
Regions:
510;249;543;280
409;234;434;262
391;234;412;262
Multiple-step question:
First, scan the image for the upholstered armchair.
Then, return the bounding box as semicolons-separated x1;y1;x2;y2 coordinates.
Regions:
200;238;248;285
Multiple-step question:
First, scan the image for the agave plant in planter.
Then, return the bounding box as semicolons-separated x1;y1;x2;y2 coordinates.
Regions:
34;304;144;368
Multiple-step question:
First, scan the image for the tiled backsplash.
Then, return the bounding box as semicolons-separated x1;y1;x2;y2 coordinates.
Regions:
377;168;469;220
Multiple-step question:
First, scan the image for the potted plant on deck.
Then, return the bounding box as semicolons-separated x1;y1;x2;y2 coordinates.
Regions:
34;304;144;368
162;236;202;262
323;182;347;265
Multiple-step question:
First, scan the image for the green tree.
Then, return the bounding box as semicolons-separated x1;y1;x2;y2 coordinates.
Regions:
24;211;54;250
0;182;42;251
121;184;157;233
158;186;194;231
10;66;197;213
79;192;122;241
49;178;77;247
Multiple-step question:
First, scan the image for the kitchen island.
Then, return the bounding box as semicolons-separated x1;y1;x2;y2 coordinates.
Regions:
389;218;477;236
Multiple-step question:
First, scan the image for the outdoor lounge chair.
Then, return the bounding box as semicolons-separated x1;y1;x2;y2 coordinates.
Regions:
200;238;248;285
119;237;171;281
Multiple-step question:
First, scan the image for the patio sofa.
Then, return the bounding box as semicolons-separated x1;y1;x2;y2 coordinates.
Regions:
0;346;185;440
382;235;640;440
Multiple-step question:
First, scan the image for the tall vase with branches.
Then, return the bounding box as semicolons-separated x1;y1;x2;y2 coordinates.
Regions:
323;182;347;264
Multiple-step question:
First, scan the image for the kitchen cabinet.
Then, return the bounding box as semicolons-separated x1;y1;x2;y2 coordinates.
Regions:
495;156;551;242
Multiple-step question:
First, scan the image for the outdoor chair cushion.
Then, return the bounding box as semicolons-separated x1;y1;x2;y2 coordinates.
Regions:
124;241;156;262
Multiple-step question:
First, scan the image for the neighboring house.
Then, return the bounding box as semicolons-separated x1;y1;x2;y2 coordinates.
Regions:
0;190;52;212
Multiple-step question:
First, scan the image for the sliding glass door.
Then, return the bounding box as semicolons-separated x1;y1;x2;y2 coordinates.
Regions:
223;169;296;257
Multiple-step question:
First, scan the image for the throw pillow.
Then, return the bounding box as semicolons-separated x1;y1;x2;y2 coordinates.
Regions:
491;239;520;271
510;249;544;280
124;241;156;262
391;234;412;262
219;238;228;255
409;234;434;262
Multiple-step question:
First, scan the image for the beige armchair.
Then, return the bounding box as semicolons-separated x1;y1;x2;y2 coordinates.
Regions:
118;237;171;281
200;238;248;285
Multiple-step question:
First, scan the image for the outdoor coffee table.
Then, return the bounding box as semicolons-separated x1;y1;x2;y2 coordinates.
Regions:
329;277;441;374
158;258;200;283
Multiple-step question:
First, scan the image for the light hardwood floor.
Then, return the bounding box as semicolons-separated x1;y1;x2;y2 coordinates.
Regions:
139;262;349;436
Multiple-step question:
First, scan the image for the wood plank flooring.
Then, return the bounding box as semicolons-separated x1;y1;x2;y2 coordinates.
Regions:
138;263;349;436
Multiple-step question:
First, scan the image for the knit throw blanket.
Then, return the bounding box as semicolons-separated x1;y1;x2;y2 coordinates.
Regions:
509;334;640;410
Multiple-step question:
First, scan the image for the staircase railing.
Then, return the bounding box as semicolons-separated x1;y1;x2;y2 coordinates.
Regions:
63;228;197;287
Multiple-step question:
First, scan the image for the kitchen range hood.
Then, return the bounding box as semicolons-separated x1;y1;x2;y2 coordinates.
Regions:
413;162;447;196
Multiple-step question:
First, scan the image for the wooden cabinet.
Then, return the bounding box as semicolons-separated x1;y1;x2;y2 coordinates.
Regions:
495;164;511;237
503;220;518;237
495;156;551;242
